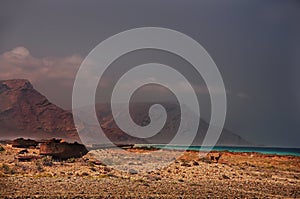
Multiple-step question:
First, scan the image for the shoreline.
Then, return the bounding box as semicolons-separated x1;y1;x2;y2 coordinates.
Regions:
130;144;300;157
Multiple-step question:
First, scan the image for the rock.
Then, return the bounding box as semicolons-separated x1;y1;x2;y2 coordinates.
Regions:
15;155;40;162
199;157;212;164
192;161;199;166
181;162;191;167
89;160;104;166
104;166;112;172
12;138;38;148
39;139;88;159
107;173;118;178
90;167;97;172
222;174;230;179
208;153;222;163
81;172;89;176
18;149;29;154
129;169;138;175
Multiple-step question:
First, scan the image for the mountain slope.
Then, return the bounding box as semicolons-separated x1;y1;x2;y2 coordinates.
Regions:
0;79;146;144
0;79;79;141
95;102;250;146
0;79;250;146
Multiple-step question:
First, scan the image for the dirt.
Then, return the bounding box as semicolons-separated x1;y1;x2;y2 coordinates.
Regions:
0;145;299;198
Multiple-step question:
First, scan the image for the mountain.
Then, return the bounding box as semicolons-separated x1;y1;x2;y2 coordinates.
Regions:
94;102;250;146
0;79;79;141
0;79;250;146
0;79;145;144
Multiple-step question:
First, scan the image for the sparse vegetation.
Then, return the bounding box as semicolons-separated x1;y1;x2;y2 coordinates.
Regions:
0;144;299;198
35;172;53;178
66;157;76;163
90;167;97;172
1;164;16;174
35;160;44;172
0;145;5;152
41;156;53;166
81;172;89;176
88;161;95;167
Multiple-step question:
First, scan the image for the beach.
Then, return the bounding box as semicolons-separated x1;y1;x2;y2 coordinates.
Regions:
0;145;299;198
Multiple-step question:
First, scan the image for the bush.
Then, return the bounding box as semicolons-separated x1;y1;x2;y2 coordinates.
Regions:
41;156;53;166
35;161;44;172
1;164;16;174
81;172;89;176
0;145;5;152
67;157;76;163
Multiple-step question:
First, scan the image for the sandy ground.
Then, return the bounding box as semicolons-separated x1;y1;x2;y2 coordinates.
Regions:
0;144;299;198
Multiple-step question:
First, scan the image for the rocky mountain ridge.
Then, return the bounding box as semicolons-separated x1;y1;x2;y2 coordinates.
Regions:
0;79;250;146
0;79;79;141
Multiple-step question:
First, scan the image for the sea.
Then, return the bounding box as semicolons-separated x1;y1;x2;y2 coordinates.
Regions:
135;145;300;157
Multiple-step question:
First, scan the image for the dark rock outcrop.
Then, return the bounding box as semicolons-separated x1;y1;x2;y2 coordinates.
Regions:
39;139;88;159
209;153;222;163
17;149;29;154
12;138;38;148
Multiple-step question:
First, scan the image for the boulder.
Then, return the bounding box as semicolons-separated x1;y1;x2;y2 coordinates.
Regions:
15;155;40;162
18;149;29;154
39;139;88;159
208;153;222;163
12;138;38;148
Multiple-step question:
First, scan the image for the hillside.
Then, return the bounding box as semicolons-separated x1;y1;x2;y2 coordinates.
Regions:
0;79;250;146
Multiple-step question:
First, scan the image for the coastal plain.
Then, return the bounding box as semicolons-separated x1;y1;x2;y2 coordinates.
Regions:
0;145;299;198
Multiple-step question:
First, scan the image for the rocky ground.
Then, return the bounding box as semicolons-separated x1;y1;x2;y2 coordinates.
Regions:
0;144;299;198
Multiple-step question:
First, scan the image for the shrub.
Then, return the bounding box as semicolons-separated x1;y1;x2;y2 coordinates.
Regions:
67;158;75;163
1;164;16;174
90;167;97;172
41;156;53;166
0;145;5;152
88;161;95;167
81;172;89;176
35;161;44;172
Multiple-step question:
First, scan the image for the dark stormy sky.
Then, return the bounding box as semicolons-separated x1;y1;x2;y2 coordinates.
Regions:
0;0;299;147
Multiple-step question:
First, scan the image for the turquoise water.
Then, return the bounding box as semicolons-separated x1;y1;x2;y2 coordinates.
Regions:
141;145;300;157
